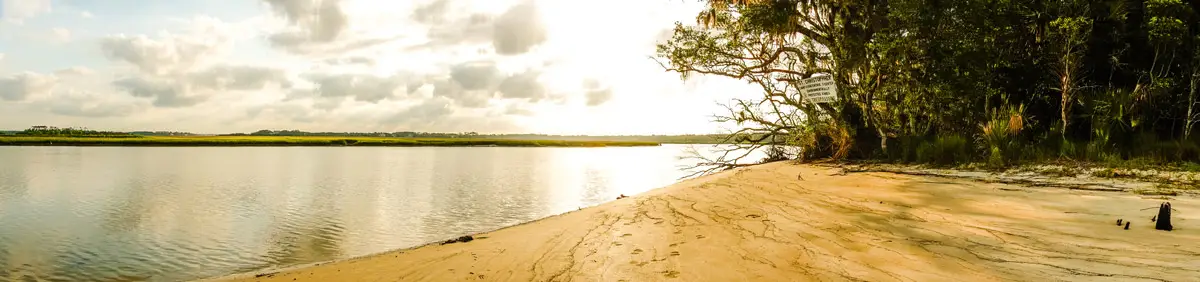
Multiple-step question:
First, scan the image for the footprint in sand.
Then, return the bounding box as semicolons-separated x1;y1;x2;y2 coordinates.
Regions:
695;235;706;239
612;242;624;246
670;251;680;256
621;233;632;237
668;243;678;247
746;214;761;219
663;270;680;278
631;249;643;254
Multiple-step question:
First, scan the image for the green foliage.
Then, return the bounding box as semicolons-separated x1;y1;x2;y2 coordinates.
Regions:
1146;0;1190;46
659;0;1200;168
915;135;973;165
883;136;925;163
734;0;798;34
978;104;1027;167
1050;17;1094;41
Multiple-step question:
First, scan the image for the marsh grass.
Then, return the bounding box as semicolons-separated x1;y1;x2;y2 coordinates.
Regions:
0;136;661;147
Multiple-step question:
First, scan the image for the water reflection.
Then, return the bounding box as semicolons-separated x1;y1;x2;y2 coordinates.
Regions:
0;145;756;281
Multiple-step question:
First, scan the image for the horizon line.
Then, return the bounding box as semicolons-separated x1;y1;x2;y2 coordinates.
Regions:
2;127;730;137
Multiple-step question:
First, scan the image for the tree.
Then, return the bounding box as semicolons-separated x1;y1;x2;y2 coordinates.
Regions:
663;0;1200;170
1050;10;1094;135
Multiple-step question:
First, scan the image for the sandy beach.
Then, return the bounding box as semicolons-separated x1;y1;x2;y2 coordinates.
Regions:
211;162;1199;282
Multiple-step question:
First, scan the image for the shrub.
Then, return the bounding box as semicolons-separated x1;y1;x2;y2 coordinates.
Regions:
978;104;1025;167
1086;140;1120;162
1143;141;1200;163
916;135;973;165
987;146;1005;168
884;136;924;163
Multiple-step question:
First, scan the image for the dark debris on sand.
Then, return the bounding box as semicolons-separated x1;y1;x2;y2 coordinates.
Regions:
442;235;475;245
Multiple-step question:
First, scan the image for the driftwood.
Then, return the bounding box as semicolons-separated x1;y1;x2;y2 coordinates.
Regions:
1156;202;1174;231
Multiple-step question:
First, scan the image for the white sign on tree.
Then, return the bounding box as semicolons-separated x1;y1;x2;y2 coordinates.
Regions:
798;75;837;104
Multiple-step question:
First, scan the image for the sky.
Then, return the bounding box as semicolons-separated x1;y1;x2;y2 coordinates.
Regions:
0;0;758;135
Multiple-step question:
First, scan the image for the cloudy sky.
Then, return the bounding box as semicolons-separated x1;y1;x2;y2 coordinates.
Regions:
0;0;755;135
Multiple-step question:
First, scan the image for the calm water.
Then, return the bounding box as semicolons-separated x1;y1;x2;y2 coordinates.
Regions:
0;145;750;282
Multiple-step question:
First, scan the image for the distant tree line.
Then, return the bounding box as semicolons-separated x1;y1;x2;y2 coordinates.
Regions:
224;130;729;144
0;126;198;137
224;129;480;138
0;127;729;144
481;134;728;144
13;126;137;138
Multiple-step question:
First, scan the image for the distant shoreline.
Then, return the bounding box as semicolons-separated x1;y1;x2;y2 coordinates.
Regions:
0;136;662;147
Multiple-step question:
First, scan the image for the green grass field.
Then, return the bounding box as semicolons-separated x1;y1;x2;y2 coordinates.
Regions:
0;136;661;147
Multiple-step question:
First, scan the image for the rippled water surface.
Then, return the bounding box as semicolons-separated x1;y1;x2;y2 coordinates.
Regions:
0;145;742;281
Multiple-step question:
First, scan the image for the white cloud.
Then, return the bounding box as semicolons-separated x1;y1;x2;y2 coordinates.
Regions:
111;64;291;108
323;56;375;66
0;53;5;61
54;66;95;76
80;11;94;19
42;90;146;118
432;78;491;108
406;0;545;56
411;0;450;24
387;96;454;124
294;72;408;104
263;0;347;43
112;76;202;107
187;65;291;91
504;102;534;116
98;17;234;75
492;1;545;55
449;61;500;90
51;28;71;43
99;33;228;75
421;11;493;47
419;60;538;108
0;72;58;101
1;0;52;24
583;78;612;106
497;70;544;101
260;0;407;55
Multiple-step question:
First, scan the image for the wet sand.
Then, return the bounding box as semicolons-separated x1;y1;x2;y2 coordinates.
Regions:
211;162;1199;282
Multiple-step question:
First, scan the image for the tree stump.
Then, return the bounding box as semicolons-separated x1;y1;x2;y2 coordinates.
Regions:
1155;202;1173;231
